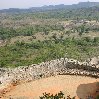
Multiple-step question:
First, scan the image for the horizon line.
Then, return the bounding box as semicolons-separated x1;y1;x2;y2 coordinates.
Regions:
0;1;99;10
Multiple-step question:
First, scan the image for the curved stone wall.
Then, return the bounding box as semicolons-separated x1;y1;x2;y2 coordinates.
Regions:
0;57;99;86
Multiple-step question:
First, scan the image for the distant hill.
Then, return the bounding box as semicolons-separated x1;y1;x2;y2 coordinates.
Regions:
75;2;99;8
0;2;99;13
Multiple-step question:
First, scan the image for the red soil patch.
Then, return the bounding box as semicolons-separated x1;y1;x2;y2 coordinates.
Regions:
0;75;99;99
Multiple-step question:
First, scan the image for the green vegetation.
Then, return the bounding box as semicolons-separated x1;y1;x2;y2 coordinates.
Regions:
0;25;64;40
0;37;99;68
39;91;76;99
0;6;99;40
96;95;99;99
40;91;99;99
0;4;99;68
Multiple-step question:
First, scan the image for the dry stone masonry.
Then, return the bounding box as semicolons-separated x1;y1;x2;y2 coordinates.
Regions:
0;57;99;87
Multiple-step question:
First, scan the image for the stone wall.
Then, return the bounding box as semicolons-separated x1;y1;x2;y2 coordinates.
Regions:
0;57;99;86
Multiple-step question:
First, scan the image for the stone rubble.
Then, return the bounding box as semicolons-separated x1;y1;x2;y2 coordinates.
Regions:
0;57;99;87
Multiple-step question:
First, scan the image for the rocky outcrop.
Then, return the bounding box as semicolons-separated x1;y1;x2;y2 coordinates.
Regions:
0;57;99;87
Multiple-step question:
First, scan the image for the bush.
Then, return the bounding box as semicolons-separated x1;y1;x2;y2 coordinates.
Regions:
40;91;65;99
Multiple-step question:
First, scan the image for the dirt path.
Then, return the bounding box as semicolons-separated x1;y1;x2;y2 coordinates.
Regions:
1;75;99;99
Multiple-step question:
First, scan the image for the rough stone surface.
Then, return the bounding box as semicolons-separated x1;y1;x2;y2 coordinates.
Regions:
0;57;99;88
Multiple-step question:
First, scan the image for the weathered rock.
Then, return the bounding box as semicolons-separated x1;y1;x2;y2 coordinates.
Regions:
0;57;99;88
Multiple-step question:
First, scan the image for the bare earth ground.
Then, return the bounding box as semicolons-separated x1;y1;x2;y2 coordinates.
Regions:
1;75;99;99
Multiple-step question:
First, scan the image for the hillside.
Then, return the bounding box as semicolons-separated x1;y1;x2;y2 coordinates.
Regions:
0;3;99;67
0;2;99;13
0;1;99;98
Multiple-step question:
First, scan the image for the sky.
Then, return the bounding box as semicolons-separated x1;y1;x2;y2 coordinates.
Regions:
0;0;99;10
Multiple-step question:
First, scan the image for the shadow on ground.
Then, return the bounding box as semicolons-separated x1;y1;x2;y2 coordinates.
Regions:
76;82;99;99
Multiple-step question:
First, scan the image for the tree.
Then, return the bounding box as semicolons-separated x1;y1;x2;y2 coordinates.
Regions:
52;33;57;40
